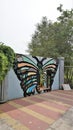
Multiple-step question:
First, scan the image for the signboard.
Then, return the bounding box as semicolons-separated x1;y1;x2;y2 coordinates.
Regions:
61;84;71;90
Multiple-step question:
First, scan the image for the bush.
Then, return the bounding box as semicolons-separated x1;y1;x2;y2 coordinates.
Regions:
0;53;8;81
0;43;15;82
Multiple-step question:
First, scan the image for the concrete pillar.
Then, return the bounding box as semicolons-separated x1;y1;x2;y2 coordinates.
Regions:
58;57;64;89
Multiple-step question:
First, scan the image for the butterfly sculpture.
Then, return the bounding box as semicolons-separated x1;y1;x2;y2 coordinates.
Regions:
13;54;58;97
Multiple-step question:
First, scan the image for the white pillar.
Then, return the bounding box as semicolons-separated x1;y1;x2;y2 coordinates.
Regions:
58;57;64;89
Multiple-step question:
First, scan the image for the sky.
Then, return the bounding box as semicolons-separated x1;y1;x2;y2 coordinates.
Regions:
0;0;73;54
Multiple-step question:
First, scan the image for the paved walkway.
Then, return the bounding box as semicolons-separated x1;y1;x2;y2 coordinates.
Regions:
0;90;73;130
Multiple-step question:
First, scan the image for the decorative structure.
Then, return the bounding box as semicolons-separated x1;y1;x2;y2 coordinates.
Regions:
0;54;64;103
13;54;58;96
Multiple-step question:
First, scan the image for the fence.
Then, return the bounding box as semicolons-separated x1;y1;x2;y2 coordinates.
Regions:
64;66;73;89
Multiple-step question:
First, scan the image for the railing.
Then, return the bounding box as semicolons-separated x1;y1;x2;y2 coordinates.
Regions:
64;66;73;89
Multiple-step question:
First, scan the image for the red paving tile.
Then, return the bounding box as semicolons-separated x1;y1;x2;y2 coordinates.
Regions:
0;103;17;112
43;101;70;111
51;91;73;98
50;91;73;100
24;95;70;111
40;93;73;105
13;99;61;120
7;107;49;130
59;90;73;94
0;90;73;130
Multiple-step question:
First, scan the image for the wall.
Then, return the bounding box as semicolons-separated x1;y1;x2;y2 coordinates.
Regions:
7;68;23;100
0;55;64;103
52;66;59;90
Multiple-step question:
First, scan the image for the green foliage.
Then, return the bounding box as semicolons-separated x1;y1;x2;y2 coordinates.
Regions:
0;43;15;82
0;53;8;81
27;5;73;63
64;66;73;89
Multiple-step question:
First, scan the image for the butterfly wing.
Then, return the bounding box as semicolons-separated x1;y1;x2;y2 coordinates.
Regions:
43;58;57;71
13;54;39;96
42;58;58;87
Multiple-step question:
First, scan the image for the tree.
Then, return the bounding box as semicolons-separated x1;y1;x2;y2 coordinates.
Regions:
27;5;73;63
0;43;15;82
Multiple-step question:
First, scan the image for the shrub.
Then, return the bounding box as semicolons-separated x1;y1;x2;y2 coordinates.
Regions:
0;43;15;82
